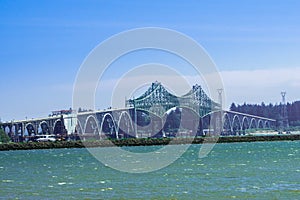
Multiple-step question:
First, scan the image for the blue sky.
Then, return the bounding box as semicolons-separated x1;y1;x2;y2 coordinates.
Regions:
1;0;300;121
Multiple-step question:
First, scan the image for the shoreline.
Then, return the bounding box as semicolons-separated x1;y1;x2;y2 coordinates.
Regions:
0;134;300;151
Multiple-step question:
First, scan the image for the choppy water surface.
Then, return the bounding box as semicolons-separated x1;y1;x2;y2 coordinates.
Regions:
1;141;299;199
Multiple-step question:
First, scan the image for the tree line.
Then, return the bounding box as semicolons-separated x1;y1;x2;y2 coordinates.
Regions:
230;101;300;127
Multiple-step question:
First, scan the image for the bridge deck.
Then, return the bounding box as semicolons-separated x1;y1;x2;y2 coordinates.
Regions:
225;110;276;121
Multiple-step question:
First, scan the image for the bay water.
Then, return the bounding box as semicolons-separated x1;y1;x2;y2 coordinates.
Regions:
1;141;299;199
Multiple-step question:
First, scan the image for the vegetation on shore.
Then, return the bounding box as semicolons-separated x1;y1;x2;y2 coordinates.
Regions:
0;129;10;143
0;134;299;151
230;101;300;127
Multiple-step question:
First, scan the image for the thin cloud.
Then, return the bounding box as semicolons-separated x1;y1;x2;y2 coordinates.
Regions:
221;67;300;106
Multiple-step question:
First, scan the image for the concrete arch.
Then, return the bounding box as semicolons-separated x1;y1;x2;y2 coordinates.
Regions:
83;115;100;135
249;118;257;129
222;113;232;131
100;113;117;138
24;127;29;136
38;121;49;134
232;115;241;127
25;123;36;136
4;126;10;134
264;121;271;129
222;112;230;121
53;119;64;135
38;121;48;128
257;119;264;129
53;119;61;127
53;119;62;130
117;111;134;139
241;116;250;130
11;124;17;134
232;115;241;135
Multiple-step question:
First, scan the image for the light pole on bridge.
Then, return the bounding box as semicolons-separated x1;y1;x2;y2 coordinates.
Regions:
215;89;223;135
217;89;223;110
281;91;289;132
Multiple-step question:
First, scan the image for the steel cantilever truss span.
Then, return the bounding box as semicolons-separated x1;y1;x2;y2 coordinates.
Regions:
125;81;220;117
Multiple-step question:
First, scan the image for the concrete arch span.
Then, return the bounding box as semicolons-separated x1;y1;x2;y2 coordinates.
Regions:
10;124;17;134
222;113;232;135
232;115;242;135
53;119;65;135
38;121;50;134
241;117;250;130
4;126;10;134
257;119;264;129
83;114;100;135
25;123;36;136
249;118;257;129
117;111;135;139
264;121;271;129
100;113;118;139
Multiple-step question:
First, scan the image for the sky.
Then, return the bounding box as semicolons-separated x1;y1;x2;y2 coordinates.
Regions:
1;0;300;121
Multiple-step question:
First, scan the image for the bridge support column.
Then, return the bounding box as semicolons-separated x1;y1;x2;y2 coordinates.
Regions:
134;107;138;138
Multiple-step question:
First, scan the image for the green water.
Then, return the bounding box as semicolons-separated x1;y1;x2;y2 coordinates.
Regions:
0;141;299;199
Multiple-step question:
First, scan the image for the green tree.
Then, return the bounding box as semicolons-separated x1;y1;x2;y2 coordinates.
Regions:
0;128;10;143
230;103;237;111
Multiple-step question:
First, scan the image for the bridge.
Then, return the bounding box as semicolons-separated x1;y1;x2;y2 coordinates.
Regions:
1;82;276;141
0;110;76;142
